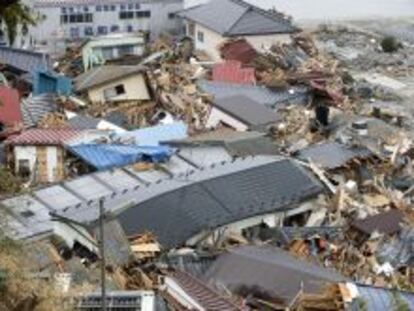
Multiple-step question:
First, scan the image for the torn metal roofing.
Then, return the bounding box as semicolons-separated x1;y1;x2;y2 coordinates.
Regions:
74;65;145;92
212;61;256;85
68;144;172;170
179;0;297;36
212;95;280;129
351;210;404;236
20;94;58;128
220;39;258;65
0;46;51;73
296;142;372;169
198;80;309;108
202;245;345;306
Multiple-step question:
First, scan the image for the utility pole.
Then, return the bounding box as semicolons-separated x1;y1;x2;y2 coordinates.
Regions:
99;198;107;311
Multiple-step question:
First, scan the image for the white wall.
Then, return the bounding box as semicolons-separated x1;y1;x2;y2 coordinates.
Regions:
47;146;58;182
206;107;249;131
14;146;37;176
87;73;150;103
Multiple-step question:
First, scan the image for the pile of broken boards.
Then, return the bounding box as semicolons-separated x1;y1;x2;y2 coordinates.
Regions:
1;23;414;311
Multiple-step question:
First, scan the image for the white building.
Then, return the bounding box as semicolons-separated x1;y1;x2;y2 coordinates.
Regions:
179;0;298;60
28;0;183;45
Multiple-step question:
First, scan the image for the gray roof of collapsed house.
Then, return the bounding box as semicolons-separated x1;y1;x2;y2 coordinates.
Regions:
351;284;414;311
20;94;58;128
202;245;345;306
198;80;309;108
212;95;280;129
0;152;203;239
74;65;145;91
114;157;322;248
179;0;297;36
0;46;51;72
296;142;372;169
67;115;101;130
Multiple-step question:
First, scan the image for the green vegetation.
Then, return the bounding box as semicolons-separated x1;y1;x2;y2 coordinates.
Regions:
381;36;401;53
0;166;21;195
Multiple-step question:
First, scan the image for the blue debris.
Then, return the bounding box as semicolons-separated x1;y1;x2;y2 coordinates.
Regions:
68;144;173;171
33;69;72;96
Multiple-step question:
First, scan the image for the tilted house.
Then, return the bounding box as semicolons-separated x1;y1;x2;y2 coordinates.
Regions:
74;65;150;104
179;0;298;60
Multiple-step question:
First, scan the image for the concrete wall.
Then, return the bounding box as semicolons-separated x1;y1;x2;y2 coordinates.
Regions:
87;73;150;102
206;107;249;131
186;21;292;60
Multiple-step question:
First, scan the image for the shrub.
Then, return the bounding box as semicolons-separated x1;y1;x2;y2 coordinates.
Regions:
381;36;401;53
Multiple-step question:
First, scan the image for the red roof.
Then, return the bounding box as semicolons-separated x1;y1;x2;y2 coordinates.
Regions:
220;39;258;65
6;128;82;146
212;61;256;85
0;86;22;128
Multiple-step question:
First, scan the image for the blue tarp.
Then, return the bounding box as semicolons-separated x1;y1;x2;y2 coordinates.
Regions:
118;121;188;146
33;69;72;96
68;144;172;171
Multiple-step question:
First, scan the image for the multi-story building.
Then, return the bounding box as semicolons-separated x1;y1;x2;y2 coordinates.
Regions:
29;0;183;44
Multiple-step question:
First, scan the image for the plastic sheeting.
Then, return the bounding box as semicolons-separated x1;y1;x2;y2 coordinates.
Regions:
68;144;172;171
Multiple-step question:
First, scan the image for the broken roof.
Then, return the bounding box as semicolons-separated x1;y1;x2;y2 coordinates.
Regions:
114;157;322;247
0;46;51;73
198;80;309;108
220;39;258;65
0;86;22;128
212;61;256;85
296;142;372;169
6;128;82;146
212;95;280;129
20;94;58;128
179;0;297;37
351;210;404;236
202;245;345;306
67;115;101;130
74;65;145;92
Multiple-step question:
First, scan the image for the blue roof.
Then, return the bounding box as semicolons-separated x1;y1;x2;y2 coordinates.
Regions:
68;144;173;171
119;122;188;146
198;80;309;108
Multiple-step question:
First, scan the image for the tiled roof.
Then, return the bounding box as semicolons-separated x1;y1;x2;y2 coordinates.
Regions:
212;61;256;85
198;80;309;108
179;0;297;36
0;46;50;73
116;157;323;247
212;95;280;129
20;94;58;128
74;65;145;92
0;86;22;127
203;245;345;306
296;142;372;169
219;39;258;65
6;128;82;145
169;270;241;311
351;210;404;236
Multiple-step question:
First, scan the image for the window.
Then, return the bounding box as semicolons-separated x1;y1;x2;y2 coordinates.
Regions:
60;15;68;24
118;45;134;56
119;11;134;19
83;6;89;12
104;84;126;100
110;25;119;32
110;5;116;11
126;25;133;32
103;5;109;11
85;13;93;23
188;22;195;37
135;3;141;10
136;10;151;18
97;26;108;35
17;159;30;179
96;5;102;12
168;12;176;19
69;15;76;23
101;47;115;59
84;26;93;36
120;4;125;11
70;27;80;38
61;7;67;14
76;14;83;23
68;7;74;13
197;30;204;43
128;4;134;10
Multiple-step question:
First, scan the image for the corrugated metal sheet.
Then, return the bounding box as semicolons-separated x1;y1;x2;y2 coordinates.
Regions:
20;94;58;128
68;144;172;170
212;61;256;85
0;86;22;127
0;46;50;73
119;122;188;146
6;128;82;145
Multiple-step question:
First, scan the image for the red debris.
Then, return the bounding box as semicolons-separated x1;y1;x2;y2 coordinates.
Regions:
219;39;258;65
6;128;82;146
0;86;22;128
212;61;256;85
